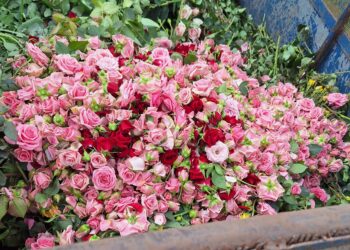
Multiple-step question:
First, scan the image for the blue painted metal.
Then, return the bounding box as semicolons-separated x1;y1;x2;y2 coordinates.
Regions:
239;0;350;93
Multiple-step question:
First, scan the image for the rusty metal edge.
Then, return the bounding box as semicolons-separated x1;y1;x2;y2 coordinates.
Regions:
56;205;350;250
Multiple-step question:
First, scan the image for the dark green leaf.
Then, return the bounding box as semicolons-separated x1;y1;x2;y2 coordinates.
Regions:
211;171;226;189
4;120;17;141
0;104;9;114
283;195;297;205
55;41;70;54
0;170;7;186
307;144;323;156
0;229;9;241
165;221;181;228
289;163;307;174
239;81;248;96
68;41;89;52
0;195;9;221
184;51;197;65
44;178;60;196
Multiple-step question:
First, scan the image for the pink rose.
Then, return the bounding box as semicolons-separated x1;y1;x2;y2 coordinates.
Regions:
310;187;329;203
40;97;59;115
189;28;201;41
127;157;145;171
30;232;55;250
257;202;277;215
257;175;284;201
175;22;186;37
141;194;158;215
54;54;82;75
68;83;89;100
327;93;348;109
89;36;101;50
192;79;213;96
79;108;101;129
328;159;343;173
154;213;167;225
205;141;229;163
14;148;34;162
96;57;119;72
154;38;173;49
178;87;192;104
298;98;315;112
33;169;52;190
58;149;81;167
153;163;166;177
92;166;117;191
17;124;42;151
26;43;49;67
58;225;75;246
112;34;134;58
71;173;89;190
115;210;150;236
147;128;166;145
165;178;180;192
291;183;302;195
151;47;171;66
90;152;107;168
23;63;44;77
179;5;192;19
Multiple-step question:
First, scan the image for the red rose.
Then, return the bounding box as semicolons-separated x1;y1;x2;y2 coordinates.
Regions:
108;45;119;57
184;95;203;114
107;82;119;97
174;43;196;57
68;11;77;18
28;35;39;44
118;120;133;135
81;138;95;149
135;53;148;61
224;116;241;126
116;148;136;158
243;173;260;185
111;131;132;149
127;203;143;213
218;188;236;200
209;112;222;126
160;149;179;165
118;57;127;66
189;165;205;181
96;137;114;152
203;128;225;146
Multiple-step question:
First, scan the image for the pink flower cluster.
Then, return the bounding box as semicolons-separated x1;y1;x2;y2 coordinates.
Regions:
2;34;350;248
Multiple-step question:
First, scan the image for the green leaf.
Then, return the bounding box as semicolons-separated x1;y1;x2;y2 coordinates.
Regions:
307;144;323;156
290;139;299;154
214;165;225;175
8;197;27;218
0;104;9;114
289;163;307;174
211;171;226;189
0;229;9;241
141;18;159;28
216;84;227;94
184;51;197;65
239;81;248;96
103;2;119;15
123;0;133;8
165;221;182;228
0;170;7;186
0;195;9;221
68;41;89;52
171;52;183;61
55;41;70;54
3;41;18;51
283;195;297;205
35;193;48;204
44;178;60;196
4;120;17;141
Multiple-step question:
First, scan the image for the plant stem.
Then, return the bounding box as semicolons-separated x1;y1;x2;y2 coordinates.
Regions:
273;36;280;76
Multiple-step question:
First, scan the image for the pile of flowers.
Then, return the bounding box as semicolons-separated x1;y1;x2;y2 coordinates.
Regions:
1;33;349;248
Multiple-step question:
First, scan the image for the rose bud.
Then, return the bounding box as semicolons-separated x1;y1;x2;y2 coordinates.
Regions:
53;114;65;126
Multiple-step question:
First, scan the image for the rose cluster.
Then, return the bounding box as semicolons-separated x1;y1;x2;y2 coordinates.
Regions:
1;33;349;249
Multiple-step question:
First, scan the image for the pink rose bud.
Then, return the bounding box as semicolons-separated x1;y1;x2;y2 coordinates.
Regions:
291;183;302;195
127;157;145;171
175;22;186;37
154;213;167;225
